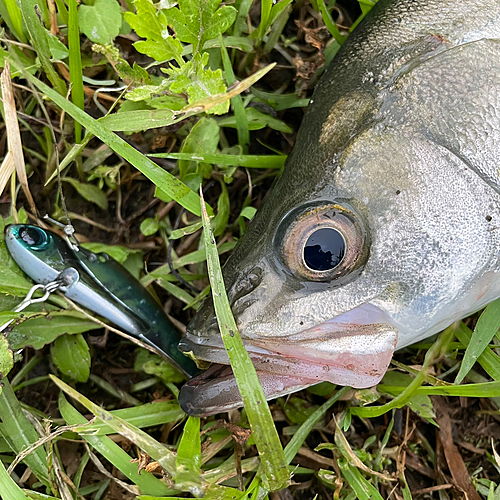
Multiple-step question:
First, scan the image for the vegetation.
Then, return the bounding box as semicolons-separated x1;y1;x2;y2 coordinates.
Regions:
0;0;500;498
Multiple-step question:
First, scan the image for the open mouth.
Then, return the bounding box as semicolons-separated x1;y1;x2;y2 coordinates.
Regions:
178;303;398;416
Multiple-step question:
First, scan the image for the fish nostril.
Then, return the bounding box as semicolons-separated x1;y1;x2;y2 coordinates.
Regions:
229;267;264;305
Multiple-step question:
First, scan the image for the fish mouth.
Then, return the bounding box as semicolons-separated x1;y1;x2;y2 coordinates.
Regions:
178;303;398;416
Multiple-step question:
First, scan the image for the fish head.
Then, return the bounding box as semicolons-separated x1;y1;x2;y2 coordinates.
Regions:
179;88;500;415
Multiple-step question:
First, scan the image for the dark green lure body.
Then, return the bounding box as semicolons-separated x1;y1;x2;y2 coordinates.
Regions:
6;224;198;378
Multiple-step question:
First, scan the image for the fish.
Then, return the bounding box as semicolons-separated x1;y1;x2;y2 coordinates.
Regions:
5;224;199;378
178;0;500;416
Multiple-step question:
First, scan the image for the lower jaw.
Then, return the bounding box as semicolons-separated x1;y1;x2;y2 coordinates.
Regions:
178;304;399;416
178;363;315;417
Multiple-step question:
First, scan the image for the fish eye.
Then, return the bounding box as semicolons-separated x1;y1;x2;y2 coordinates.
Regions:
281;204;366;282
19;226;50;250
303;228;345;271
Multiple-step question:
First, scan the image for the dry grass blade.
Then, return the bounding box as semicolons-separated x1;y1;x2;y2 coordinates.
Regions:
434;397;481;500
0;60;36;214
0;150;15;197
334;415;396;482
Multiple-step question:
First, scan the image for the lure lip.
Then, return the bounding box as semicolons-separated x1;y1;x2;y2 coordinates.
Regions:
178;303;398;416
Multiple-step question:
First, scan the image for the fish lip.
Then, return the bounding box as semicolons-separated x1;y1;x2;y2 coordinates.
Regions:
179;303;398;415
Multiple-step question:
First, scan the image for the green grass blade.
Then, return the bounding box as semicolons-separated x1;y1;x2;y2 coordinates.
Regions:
378;380;500;398
149;153;285;169
25;73;209;217
0;380;51;488
254;0;272;46
199;190;289;492
454;321;500;381
1;0;27;43
219;35;249;151
455;298;500;384
316;0;345;46
58;393;174;496
19;0;66;95
339;462;385;500
284;386;350;464
50;375;178;477
175;417;202;495
67;0;85;143
73;401;184;435
0;459;31;500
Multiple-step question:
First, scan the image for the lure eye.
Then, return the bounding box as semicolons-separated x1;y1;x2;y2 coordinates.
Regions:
19;226;50;250
281;204;366;282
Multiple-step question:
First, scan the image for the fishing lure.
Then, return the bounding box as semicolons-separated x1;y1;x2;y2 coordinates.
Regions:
5;224;199;378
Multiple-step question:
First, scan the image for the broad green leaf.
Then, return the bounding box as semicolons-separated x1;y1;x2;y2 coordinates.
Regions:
51;333;91;382
0;380;51;487
166;53;229;115
140;217;161;236
0;336;14;388
199;192;289;491
185;66;228;115
124;0;184;63
58;393;174;496
78;0;122;44
170;221;202;240
8;311;102;350
47;31;69;60
218;107;293;133
116;61;153;86
175;417;202;495
62;177;108;210
167;0;236;52
81;242;142;264
456;298;500;384
135;349;185;383
178;117;220;180
251;87;309;111
279;396;318;424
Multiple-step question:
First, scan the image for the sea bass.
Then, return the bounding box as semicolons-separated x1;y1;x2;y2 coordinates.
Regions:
178;0;500;416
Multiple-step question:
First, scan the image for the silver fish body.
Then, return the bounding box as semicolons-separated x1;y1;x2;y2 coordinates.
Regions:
179;0;500;415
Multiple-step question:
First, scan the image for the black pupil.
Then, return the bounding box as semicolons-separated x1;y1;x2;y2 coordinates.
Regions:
20;227;44;246
303;228;345;271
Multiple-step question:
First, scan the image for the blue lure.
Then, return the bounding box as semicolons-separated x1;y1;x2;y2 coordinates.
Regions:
5;224;199;378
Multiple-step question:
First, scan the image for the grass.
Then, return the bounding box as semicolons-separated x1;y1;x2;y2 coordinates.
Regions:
1;0;500;499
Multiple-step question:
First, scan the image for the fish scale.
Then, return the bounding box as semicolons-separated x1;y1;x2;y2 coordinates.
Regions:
179;0;500;416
